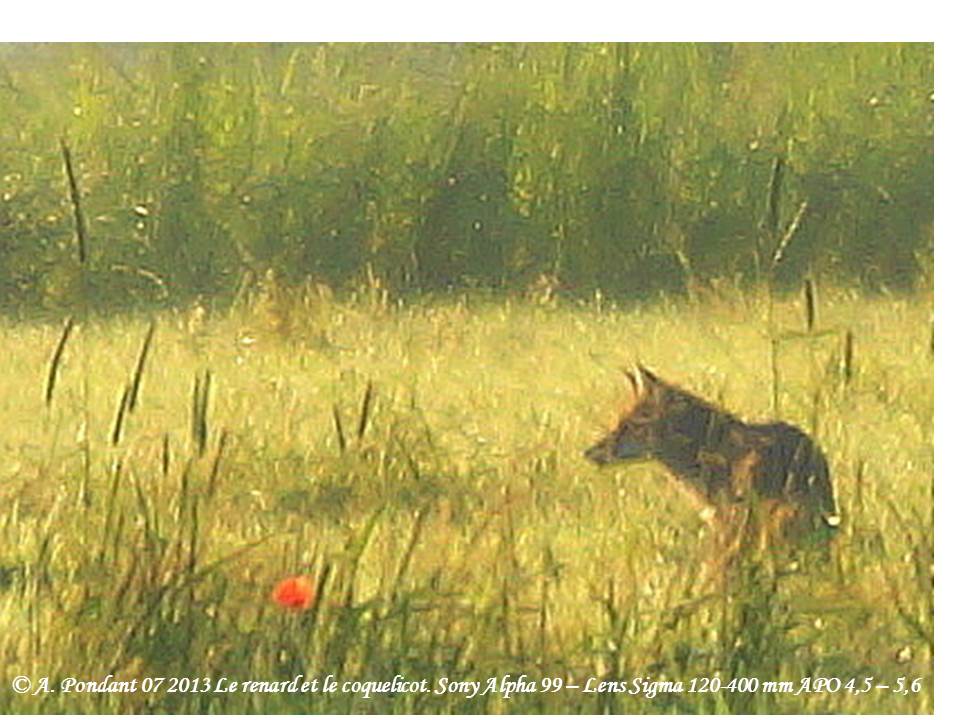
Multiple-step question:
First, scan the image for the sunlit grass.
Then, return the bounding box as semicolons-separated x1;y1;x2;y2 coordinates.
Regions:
0;286;932;713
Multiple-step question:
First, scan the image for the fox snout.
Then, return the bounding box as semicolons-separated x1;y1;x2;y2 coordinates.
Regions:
584;439;615;465
585;426;651;466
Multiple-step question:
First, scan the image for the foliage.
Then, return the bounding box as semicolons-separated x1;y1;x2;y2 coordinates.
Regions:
0;43;933;311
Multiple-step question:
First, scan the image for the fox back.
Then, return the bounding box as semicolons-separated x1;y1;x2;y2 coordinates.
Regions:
584;365;839;546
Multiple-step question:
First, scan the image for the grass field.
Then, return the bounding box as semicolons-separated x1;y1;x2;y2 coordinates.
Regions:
0;284;932;713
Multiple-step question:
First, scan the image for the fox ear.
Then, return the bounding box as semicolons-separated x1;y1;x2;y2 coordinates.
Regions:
622;367;640;397
635;364;660;390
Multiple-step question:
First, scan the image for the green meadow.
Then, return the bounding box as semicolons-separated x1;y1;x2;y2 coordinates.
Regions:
0;42;933;713
0;284;932;713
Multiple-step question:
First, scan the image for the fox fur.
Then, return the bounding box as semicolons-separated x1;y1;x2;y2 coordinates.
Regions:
584;365;840;563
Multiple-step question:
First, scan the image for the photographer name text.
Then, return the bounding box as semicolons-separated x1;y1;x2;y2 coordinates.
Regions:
11;673;925;699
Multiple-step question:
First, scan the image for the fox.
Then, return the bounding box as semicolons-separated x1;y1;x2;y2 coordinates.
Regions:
584;365;840;564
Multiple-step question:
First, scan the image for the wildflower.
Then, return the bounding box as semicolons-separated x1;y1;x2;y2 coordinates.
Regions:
272;576;314;610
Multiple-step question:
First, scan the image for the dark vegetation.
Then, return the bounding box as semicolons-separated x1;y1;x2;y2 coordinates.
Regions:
0;43;933;314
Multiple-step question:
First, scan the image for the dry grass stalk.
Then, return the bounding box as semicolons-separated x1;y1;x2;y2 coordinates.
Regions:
771;200;809;268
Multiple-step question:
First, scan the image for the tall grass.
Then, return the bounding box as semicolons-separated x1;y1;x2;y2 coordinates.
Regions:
0;285;932;713
0;43;933;310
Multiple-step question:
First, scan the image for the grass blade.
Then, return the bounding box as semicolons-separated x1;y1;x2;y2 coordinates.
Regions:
843;329;855;385
332;404;346;454
357;380;374;442
206;430;229;498
111;383;132;446
803;276;817;332
60;139;87;265
191;370;212;456
45;316;75;406
128;320;156;412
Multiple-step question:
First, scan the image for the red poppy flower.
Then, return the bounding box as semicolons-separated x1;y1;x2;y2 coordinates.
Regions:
272;576;315;610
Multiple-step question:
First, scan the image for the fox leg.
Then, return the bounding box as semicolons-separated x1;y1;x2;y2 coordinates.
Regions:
696;503;749;588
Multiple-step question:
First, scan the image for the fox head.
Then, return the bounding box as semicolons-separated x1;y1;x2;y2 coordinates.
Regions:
584;364;675;466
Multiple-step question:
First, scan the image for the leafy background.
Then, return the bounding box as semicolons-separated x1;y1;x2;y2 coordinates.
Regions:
0;43;933;311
